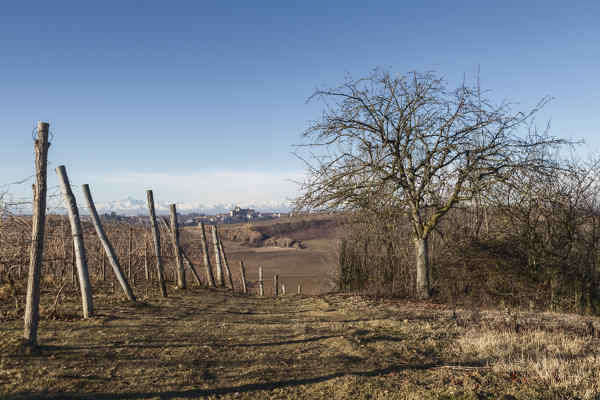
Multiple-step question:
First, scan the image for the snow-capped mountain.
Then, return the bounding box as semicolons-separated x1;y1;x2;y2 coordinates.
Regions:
92;197;292;215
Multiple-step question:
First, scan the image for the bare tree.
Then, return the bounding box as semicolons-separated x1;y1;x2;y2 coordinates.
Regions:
295;69;565;298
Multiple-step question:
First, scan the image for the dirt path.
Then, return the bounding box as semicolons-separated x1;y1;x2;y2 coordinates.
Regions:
1;287;596;399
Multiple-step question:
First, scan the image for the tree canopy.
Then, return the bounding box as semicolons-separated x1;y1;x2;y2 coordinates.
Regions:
296;68;565;298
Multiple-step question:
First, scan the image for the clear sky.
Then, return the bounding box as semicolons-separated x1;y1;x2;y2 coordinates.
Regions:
1;1;598;208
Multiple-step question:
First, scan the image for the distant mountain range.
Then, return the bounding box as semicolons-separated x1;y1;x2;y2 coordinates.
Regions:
92;197;292;215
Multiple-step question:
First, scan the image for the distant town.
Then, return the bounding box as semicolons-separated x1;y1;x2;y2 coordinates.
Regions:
98;205;292;225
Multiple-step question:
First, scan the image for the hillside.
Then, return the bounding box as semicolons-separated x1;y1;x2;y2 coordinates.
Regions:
1;287;599;399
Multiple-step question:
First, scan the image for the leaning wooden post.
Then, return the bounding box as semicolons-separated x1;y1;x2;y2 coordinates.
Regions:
56;165;93;318
181;250;202;284
146;190;167;297
199;222;215;286
211;225;224;286
169;204;186;289
23;121;50;346
259;267;264;296
274;274;279;296
239;260;248;294
219;240;234;289
82;184;135;302
161;217;201;285
282;284;286;296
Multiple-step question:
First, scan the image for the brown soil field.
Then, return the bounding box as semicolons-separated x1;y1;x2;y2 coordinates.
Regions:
218;238;336;295
1;287;599;399
182;216;344;296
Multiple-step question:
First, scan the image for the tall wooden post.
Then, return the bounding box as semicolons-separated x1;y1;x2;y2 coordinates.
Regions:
211;225;224;286
199;222;215;286
82;184;135;302
219;240;234;289
56;165;93;318
23;121;50;346
259;267;264;296
274;274;279;296
169;204;186;289
147;190;167;297
239;260;247;294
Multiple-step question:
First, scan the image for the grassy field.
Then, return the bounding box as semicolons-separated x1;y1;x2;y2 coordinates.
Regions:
2;285;599;399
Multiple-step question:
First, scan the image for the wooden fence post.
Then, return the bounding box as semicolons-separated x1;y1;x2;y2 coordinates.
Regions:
169;204;185;289
219;240;234;290
199;222;215;286
282;284;286;296
239;260;247;294
297;284;301;295
56;165;93;318
211;225;224;286
82;184;135;302
259;267;264;296
146;190;167;297
23;121;50;346
274;274;279;296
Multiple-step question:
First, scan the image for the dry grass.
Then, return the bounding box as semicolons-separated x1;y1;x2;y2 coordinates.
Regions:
457;321;600;399
2;286;599;399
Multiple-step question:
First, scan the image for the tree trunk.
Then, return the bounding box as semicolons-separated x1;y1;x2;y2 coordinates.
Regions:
414;235;430;299
146;190;167;297
199;223;215;286
23;121;50;346
82;184;135;302
169;204;185;289
56;165;94;318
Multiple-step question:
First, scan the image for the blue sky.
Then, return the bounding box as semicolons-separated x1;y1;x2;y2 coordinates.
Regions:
1;1;598;207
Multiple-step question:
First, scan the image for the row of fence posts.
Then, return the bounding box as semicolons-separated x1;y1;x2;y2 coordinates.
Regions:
22;121;301;347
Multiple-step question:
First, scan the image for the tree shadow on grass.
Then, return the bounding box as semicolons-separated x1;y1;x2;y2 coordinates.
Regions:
31;334;339;354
